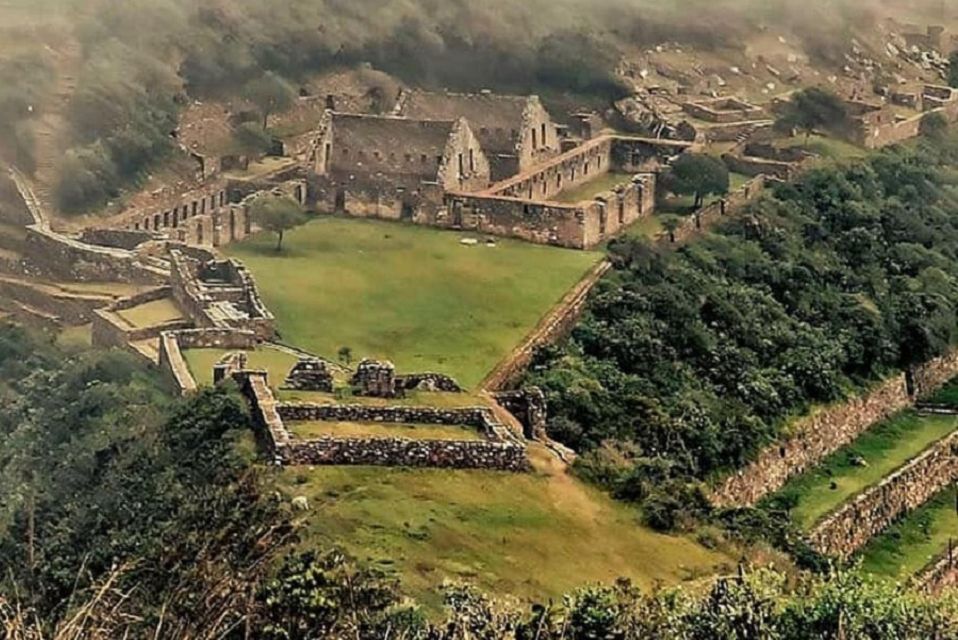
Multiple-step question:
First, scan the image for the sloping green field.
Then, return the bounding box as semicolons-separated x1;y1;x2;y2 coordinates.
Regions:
226;217;601;388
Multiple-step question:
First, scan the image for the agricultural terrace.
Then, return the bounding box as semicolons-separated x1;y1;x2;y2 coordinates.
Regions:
226;217;601;389
770;410;958;529
278;444;732;611
858;486;958;581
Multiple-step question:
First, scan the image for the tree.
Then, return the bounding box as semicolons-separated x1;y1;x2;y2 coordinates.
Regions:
338;346;353;366
775;87;849;145
666;154;730;210
250;193;308;252
949;51;958;89
243;71;296;130
920;111;948;140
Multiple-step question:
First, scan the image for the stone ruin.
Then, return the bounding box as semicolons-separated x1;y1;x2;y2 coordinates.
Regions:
349;358;465;398
282;357;334;392
493;387;548;440
352;359;401;397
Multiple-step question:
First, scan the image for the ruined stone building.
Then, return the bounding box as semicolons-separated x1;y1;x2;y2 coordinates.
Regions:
310;111;491;220
395;90;560;180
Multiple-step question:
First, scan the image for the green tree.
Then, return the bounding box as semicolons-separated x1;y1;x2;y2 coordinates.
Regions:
949;51;958;89
666;154;730;209
775;87;849;146
243;71;296;130
251;194;308;252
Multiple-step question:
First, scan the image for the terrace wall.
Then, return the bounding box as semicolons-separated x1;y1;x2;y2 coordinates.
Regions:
917;548;958;595
158;327;259;394
282;437;529;471
712;349;958;508
806;431;958;558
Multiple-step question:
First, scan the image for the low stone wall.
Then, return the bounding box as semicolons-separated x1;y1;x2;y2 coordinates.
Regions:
713;377;911;507
91;308;191;351
916;547;958;595
712;348;958;508
481;259;612;391
656;175;767;247
807;432;958;558
282;437;529;471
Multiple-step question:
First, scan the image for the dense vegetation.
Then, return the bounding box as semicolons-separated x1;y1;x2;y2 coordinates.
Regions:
526;134;958;528
0;325;957;636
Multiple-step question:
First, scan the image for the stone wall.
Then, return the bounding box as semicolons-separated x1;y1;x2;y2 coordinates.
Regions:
282;437;529;471
916;546;958;595
723;153;804;181
493;387;548;440
398;372;462;393
656;176;767;247
806;432;958;557
712;348;958;508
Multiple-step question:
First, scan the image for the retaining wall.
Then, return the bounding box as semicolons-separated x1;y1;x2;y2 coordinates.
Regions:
712;348;958;507
158;328;259;394
282;437;529;471
917;547;958;595
806;432;958;557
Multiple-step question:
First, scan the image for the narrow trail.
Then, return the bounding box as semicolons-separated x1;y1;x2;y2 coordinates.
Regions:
32;34;83;214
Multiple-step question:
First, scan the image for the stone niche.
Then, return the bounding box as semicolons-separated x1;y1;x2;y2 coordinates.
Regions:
283;357;334;393
351;359;402;398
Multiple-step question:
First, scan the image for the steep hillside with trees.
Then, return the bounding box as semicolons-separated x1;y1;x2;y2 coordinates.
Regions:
526;134;958;529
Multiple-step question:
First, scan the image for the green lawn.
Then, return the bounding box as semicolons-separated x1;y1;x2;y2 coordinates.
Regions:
771;411;958;529
553;172;635;204
858;487;958;581
115;297;185;328
287;420;484;441
183;346;300;387
225;217;601;389
277;444;731;611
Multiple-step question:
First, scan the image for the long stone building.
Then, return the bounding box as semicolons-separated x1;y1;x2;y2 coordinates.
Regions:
309;112;491;220
395;90;560;181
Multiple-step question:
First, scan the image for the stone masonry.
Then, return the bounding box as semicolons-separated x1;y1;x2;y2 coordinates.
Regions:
807;432;958;558
712;348;958;508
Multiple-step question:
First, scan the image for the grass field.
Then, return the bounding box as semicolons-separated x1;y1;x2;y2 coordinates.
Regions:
115;298;185;328
859;487;958;581
184;346;300;387
278;444;731;610
287;420;484;441
772;411;957;529
553;173;635;203
225;217;601;389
